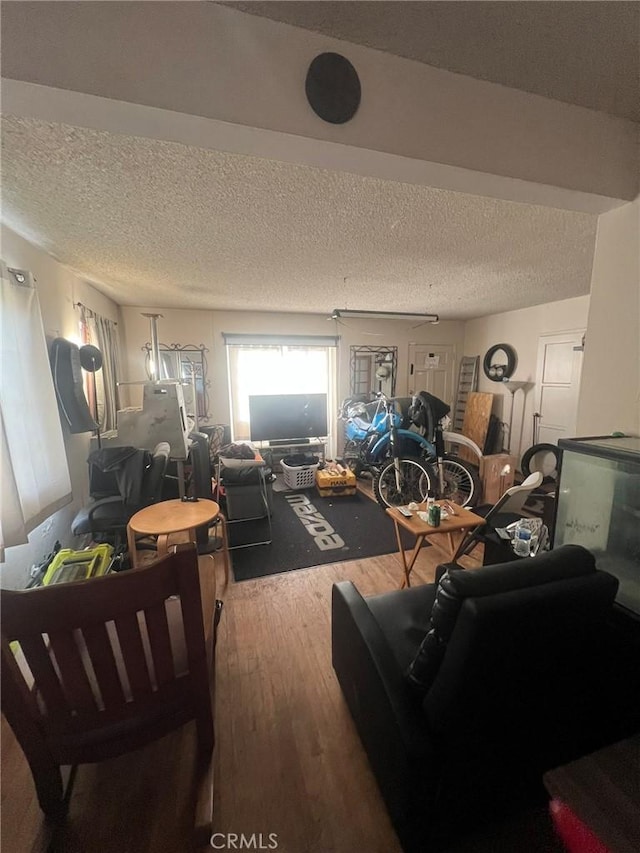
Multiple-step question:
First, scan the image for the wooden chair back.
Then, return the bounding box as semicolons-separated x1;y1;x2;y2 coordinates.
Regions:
0;545;213;819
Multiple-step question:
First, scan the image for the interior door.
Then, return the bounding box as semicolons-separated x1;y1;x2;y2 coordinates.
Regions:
535;331;585;445
408;344;456;405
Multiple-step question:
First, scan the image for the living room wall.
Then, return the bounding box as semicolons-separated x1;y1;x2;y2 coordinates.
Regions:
119;306;466;439
463;294;591;463
1;225;121;588
577;198;640;435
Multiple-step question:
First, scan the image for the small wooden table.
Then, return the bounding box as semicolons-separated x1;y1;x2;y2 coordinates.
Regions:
386;501;483;587
127;499;229;581
543;734;640;853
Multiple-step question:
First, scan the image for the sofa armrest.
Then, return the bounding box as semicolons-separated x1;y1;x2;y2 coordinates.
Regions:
331;581;434;834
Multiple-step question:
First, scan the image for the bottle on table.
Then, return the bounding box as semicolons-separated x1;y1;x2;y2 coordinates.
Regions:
513;520;532;557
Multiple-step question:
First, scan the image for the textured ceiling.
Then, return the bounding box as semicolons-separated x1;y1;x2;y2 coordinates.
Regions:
225;1;640;122
1;117;597;319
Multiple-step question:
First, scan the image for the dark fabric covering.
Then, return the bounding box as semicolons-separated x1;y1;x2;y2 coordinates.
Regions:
73;444;169;541
408;391;451;440
88;447;151;505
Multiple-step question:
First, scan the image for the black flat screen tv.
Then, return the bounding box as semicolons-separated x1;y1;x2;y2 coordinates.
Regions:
248;393;328;442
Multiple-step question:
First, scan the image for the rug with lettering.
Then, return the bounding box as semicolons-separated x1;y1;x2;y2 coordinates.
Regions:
228;489;424;581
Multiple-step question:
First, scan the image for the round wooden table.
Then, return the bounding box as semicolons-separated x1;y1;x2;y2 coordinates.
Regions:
127;498;229;582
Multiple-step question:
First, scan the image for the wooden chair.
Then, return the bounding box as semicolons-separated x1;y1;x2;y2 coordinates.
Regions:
0;545;214;824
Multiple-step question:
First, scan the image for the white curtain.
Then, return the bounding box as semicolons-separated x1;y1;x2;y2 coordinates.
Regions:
82;307;121;433
0;263;72;557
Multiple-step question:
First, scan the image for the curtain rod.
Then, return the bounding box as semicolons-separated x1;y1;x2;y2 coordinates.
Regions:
73;302;118;324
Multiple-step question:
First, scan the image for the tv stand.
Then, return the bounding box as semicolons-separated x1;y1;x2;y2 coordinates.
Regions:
258;439;326;470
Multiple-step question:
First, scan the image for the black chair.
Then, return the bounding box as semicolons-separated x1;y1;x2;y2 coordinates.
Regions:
452;470;543;563
72;442;170;546
331;546;640;851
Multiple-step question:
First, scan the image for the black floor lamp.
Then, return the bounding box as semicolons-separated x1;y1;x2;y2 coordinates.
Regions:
79;344;103;448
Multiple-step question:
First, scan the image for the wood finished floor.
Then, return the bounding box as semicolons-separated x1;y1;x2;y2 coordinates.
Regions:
2;532;559;853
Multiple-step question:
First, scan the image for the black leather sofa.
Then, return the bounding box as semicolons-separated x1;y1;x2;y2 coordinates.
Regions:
331;546;640;851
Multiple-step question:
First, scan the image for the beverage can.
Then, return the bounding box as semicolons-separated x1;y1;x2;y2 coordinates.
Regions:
428;503;441;527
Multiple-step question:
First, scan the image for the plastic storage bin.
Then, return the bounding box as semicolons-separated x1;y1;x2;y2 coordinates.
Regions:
42;544;114;585
281;457;319;490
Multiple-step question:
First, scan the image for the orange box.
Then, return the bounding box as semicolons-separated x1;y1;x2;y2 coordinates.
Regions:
315;467;357;497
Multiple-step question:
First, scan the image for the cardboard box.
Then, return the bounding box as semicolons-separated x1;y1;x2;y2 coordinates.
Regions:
479;454;517;504
316;467;357;497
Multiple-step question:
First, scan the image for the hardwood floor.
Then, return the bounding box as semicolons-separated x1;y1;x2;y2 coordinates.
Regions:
2;536;561;853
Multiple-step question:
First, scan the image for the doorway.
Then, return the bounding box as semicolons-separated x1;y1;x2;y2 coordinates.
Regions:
535;330;585;445
408;343;456;405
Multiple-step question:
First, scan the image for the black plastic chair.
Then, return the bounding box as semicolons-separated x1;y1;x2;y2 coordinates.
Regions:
72;442;170;546
452;471;543;562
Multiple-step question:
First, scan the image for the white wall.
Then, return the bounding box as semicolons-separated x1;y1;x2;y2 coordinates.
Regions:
463;295;591;462
120;305;465;436
577;199;640;435
1;225;121;588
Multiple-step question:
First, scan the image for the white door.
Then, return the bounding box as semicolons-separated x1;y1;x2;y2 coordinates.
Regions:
535;331;585;445
408;344;456;405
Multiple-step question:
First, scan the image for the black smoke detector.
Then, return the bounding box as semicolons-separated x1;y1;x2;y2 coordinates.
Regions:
305;52;361;124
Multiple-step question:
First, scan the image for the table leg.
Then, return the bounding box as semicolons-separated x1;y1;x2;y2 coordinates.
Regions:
127;524;138;569
218;513;230;586
447;528;469;560
176;460;186;499
447;532;455;558
156;534;170;559
394;521;426;588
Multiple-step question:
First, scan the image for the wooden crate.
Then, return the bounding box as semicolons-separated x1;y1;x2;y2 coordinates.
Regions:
316;467;357;497
479;454;517;505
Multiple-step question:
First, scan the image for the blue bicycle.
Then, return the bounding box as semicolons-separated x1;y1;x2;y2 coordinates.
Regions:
340;391;480;509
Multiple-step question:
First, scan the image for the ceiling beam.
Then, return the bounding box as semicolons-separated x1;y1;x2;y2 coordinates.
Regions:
1;2;637;211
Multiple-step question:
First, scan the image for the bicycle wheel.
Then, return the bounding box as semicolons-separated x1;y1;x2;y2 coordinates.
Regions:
373;458;434;509
440;455;481;507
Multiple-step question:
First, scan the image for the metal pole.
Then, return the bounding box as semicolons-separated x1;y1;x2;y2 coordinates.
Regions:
142;313;163;382
507;389;516;454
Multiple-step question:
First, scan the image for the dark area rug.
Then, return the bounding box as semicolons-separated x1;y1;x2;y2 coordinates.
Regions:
228;489;425;581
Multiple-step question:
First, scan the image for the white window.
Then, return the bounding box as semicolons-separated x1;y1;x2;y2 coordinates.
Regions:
224;335;338;455
0;263;72;558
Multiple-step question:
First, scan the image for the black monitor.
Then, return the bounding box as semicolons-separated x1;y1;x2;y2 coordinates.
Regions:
248;393;328;443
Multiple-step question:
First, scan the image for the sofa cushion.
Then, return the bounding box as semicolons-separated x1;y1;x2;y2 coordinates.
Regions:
406;545;596;693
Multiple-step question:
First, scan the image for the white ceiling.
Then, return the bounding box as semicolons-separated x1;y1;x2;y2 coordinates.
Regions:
1;117;597;320
225;1;640;122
